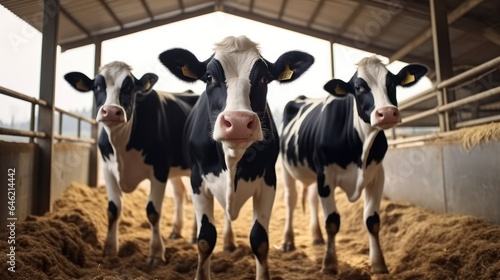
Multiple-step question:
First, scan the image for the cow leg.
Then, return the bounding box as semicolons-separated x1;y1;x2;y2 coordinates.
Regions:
318;173;340;274
307;183;324;245
103;167;122;258
168;177;185;239
193;182;216;280
364;167;388;274
223;217;236;252
281;165;297;252
251;184;276;280
146;178;167;266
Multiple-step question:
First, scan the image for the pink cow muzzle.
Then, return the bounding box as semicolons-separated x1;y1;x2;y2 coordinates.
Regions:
372;106;401;130
214;110;263;148
98;105;126;126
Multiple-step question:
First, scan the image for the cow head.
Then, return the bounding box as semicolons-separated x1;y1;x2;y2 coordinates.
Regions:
324;56;427;130
64;61;158;128
159;35;314;151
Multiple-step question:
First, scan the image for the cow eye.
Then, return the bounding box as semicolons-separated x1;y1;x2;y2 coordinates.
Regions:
204;74;212;83
260;76;268;84
93;84;101;91
355;85;365;93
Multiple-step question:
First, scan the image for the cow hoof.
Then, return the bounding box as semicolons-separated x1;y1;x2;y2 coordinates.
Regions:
223;244;237;252
169;232;182;240
282;243;296;252
321;266;338;275
147;256;165;267
372;265;389;274
312;238;325;246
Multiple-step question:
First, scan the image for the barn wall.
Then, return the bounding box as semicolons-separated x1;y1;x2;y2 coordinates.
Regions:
51;142;91;210
0;142;38;223
0;141;91;222
384;141;500;225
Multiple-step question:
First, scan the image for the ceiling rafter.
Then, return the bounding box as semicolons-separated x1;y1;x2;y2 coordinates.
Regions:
306;0;325;28
140;0;153;19
278;0;288;20
59;5;91;38
98;0;124;28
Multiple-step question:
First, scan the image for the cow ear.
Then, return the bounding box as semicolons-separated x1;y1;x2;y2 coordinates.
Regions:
270;51;314;83
159;48;207;83
64;72;94;92
136;73;158;93
323;79;353;97
395;64;428;87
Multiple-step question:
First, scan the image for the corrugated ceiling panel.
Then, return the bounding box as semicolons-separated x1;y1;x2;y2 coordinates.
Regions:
283;0;316;25
253;0;282;20
225;0;251;12
314;0;359;31
57;12;88;43
105;0;149;23
144;0;179;18
62;0;117;33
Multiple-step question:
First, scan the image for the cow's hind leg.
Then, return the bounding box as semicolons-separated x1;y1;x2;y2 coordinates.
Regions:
103;168;122;258
307;183;324;245
223;217;236;251
146;178;167;266
317;172;340;274
251;183;276;280
281;165;297;252
168;177;185;239
364;167;388;274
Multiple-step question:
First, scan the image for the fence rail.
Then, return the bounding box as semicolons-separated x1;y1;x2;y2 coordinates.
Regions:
0;86;96;144
390;55;500;147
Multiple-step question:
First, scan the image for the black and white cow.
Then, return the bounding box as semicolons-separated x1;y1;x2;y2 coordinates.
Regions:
280;56;427;274
64;61;198;266
159;36;314;280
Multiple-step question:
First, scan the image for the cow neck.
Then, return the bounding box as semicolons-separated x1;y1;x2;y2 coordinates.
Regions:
351;97;381;170
223;143;246;221
103;112;134;151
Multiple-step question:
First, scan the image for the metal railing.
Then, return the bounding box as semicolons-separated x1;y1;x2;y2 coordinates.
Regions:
389;56;500;147
0;85;96;144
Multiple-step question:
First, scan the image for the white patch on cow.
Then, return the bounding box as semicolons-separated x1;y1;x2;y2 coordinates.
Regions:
96;62;131;123
356;57;397;125
202;171;262;221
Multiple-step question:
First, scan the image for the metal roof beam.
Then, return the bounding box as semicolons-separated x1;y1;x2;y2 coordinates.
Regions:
140;0;154;19
60;6;214;51
278;0;288;20
59;6;91;37
98;0;124;28
389;0;486;63
306;0;325;28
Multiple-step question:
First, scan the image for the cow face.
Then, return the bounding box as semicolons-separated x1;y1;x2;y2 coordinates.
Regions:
324;56;427;129
160;36;314;150
64;61;158;128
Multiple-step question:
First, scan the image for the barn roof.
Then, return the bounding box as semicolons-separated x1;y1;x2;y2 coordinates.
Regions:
1;0;499;71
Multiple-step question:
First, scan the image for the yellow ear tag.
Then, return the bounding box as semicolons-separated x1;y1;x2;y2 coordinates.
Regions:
76;79;89;91
143;80;151;91
181;65;197;79
401;71;415;86
335;85;346;95
278;64;294;81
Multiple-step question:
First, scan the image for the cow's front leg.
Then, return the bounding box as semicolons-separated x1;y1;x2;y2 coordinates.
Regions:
317;172;340;274
364;167;388;274
281;165;297;252
223;217;236;251
168;177;186;239
193;182;216;280
146;178;167;266
103;167;122;258
251;183;276;280
307;183;324;245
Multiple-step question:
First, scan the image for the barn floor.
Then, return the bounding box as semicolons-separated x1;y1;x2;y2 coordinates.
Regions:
1;164;500;280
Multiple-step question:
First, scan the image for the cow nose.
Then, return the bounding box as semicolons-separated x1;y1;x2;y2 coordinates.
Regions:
374;107;401;128
100;105;125;123
217;111;261;141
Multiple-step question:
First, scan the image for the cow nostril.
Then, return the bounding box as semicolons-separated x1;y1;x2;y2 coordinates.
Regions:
222;117;232;128
247;120;254;129
115;110;122;116
377;111;384;118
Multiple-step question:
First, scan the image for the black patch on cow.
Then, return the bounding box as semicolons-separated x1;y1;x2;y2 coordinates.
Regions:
119;76;136;121
385;73;398;106
98;131;113;161
366;212;380;235
317;171;331;198
107;201;118;230
146;201;159;226
125;91;193;183
325;212;341;235
93;75;107;109
352;77;375;124
198;214;217;255
250;220;269;264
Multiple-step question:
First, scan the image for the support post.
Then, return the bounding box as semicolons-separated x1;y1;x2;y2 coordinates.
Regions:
34;0;59;215
88;40;102;187
430;0;455;131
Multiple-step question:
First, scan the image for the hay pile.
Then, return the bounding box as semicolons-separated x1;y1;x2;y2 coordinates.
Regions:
1;170;500;279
